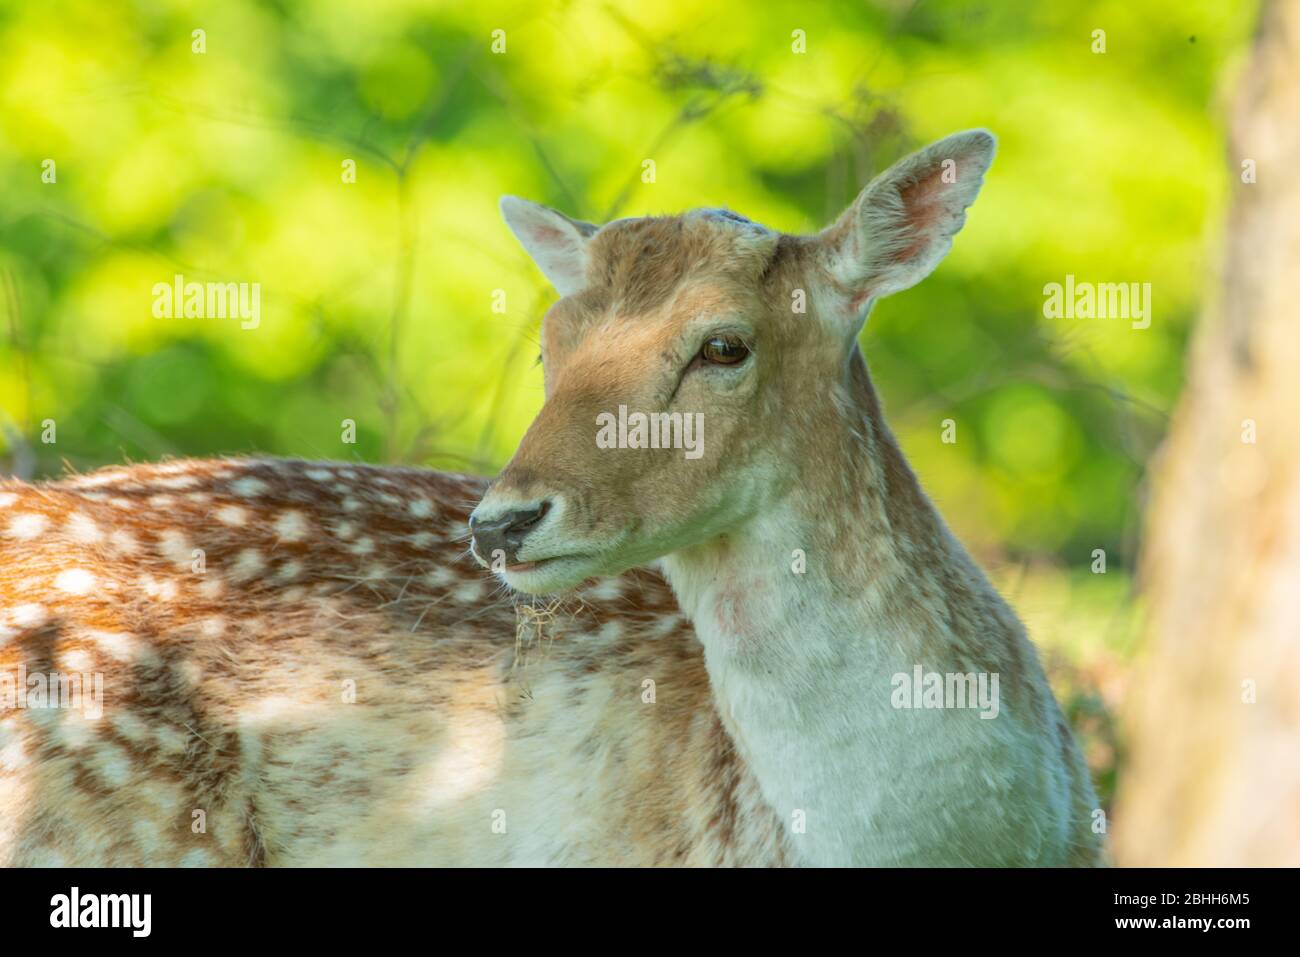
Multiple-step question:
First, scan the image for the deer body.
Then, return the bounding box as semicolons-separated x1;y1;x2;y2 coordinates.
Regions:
1;130;1103;865
0;460;788;866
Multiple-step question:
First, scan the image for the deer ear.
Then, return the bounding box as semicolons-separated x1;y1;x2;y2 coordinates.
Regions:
500;196;599;297
818;129;995;325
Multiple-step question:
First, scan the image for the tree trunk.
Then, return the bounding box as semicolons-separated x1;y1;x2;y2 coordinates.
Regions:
1115;0;1300;866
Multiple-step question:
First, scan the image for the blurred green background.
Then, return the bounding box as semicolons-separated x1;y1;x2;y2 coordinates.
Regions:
0;0;1260;806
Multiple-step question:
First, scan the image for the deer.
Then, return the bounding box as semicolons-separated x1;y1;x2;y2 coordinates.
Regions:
0;130;1103;866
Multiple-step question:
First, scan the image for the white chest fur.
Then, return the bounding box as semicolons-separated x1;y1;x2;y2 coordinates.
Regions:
665;533;1075;866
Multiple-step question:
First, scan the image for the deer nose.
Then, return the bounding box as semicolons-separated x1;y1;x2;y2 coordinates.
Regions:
469;501;550;565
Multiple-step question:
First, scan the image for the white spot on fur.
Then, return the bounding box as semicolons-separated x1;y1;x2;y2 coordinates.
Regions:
425;567;456;587
54;716;93;749
93;744;134;788
5;513;48;540
178;660;203;688
231;477;269;497
587;579;624;601
110;529;140;554
0;492;17;508
155;725;188;755
0;737;28;772
12;604;47;627
231;548;266;581
408;498;434;518
454;581;486;603
333;520;356;541
217;505;248;526
113;712;151;744
54;568;96;596
132;819;163;852
67;471;122;488
274;510;308;542
305;468;334;481
157;529;194;567
652;614;685;638
66;512;103;544
61;648;94;672
342;497;363;513
349;537;375;555
89;629;137;662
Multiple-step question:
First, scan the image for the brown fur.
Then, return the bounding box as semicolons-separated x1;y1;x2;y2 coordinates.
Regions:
0;459;788;865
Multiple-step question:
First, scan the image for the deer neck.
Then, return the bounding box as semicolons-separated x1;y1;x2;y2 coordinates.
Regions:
659;350;989;865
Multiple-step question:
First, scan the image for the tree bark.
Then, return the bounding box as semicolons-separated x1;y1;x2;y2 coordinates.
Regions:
1115;0;1300;866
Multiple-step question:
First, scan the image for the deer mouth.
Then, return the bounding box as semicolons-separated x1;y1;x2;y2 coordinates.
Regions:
504;552;586;574
496;552;604;594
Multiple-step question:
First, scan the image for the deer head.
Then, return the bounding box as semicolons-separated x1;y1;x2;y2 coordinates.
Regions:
471;130;995;594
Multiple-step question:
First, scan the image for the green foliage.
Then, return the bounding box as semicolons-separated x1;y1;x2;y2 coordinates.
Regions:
0;0;1260;801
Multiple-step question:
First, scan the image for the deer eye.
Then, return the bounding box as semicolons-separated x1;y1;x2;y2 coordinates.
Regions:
699;335;750;366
